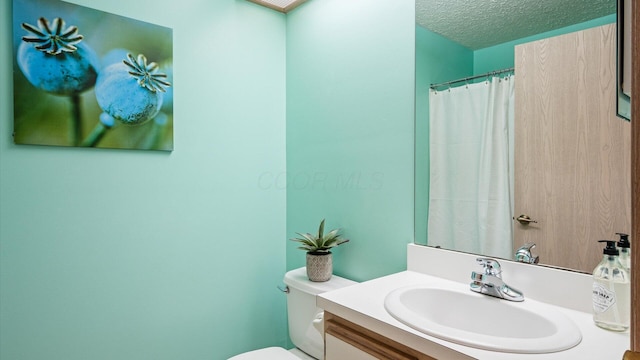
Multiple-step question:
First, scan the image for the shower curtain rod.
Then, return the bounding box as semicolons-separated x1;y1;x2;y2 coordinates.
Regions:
430;67;515;90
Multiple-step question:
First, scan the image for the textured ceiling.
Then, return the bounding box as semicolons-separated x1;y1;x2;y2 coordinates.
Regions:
416;0;616;50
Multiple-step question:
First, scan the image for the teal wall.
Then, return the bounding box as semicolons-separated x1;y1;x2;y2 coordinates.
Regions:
0;0;288;359
2;0;418;357
285;0;416;282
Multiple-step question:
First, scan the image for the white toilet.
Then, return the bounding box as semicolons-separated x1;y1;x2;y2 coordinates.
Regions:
229;267;356;360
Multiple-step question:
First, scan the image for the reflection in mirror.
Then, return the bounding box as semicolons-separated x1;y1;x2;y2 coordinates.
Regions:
414;0;630;273
617;0;632;120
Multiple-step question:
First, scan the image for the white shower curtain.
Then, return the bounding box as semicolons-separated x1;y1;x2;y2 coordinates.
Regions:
427;76;515;259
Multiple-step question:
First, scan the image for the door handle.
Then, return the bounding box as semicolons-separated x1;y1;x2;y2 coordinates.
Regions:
514;214;538;225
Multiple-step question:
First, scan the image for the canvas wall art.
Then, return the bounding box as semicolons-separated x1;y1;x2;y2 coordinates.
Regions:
12;0;174;151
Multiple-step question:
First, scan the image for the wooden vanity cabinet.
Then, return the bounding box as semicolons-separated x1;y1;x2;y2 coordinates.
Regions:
324;312;436;360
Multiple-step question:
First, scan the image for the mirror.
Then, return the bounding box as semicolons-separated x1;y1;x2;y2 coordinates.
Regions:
617;0;632;120
414;0;629;273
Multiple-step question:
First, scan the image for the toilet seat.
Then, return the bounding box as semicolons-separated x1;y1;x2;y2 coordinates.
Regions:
228;347;303;360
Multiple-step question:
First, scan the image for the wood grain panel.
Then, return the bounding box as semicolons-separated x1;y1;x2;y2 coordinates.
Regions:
514;23;631;273
324;312;436;360
624;350;640;360
630;0;639;352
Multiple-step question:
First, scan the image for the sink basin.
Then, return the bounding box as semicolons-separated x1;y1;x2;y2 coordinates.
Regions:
384;284;582;354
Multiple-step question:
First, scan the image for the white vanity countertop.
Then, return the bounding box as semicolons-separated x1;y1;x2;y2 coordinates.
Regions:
317;270;630;360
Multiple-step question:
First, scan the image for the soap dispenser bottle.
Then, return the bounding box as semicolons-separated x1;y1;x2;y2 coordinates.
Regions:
592;240;630;331
616;232;631;271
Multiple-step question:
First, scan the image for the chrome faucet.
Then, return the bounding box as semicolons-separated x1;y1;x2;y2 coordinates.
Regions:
470;258;524;302
515;243;539;264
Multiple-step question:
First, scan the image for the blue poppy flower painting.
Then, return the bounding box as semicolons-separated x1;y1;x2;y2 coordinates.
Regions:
12;0;173;151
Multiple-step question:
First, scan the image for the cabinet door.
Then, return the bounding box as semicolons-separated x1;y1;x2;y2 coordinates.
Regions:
324;312;436;360
326;334;378;360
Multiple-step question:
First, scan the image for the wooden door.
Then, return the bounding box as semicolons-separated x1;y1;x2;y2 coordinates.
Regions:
630;0;639;350
514;23;631;273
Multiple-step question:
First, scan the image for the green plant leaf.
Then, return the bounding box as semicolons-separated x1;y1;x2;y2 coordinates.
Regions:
297;232;316;242
289;219;348;253
318;219;325;239
325;228;339;239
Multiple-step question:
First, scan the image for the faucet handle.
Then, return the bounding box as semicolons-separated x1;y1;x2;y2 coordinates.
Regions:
476;258;502;276
515;242;540;264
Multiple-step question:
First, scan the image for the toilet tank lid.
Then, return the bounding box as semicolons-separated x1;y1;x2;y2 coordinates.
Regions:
284;267;357;295
228;347;299;360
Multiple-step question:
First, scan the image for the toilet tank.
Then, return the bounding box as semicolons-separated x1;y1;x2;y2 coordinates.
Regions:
283;267;356;359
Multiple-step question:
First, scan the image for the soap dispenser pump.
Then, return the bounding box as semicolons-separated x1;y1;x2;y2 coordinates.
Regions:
592;240;630;331
616;232;631;271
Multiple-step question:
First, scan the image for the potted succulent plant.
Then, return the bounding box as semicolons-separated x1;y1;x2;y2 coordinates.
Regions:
291;219;349;282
